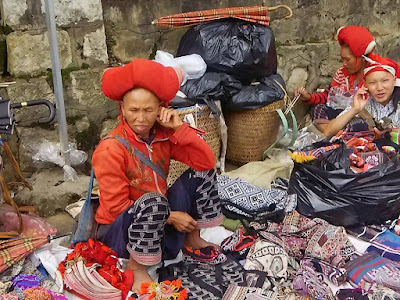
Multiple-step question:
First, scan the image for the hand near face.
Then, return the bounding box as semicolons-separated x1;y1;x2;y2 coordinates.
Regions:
157;107;183;131
352;86;369;113
167;211;197;233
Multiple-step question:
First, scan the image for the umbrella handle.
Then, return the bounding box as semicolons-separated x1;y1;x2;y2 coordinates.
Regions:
268;5;293;19
10;99;56;124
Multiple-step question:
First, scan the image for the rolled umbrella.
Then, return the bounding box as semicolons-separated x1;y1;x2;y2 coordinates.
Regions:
152;5;292;28
0;234;69;274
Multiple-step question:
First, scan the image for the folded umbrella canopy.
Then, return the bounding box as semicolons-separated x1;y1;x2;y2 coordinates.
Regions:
152;5;292;28
0;234;68;274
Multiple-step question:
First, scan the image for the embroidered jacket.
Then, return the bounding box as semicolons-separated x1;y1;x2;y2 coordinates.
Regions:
304;66;364;105
93;121;215;224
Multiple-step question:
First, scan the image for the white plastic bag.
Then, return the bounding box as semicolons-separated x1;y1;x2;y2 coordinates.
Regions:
154;50;207;83
326;86;356;110
32;141;87;181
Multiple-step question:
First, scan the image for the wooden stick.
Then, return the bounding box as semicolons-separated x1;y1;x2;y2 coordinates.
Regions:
3;141;33;190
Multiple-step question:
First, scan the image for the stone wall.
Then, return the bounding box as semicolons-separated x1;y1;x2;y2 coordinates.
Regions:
1;0;400;215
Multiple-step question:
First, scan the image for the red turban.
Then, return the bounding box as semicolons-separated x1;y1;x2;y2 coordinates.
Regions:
337;25;376;57
364;56;400;87
101;59;184;106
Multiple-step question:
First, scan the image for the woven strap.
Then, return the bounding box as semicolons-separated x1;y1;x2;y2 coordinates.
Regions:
102;136;167;180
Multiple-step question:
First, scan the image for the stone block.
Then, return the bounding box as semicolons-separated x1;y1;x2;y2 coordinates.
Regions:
14;168;90;216
111;29;160;62
2;0;104;30
100;118;119;138
7;30;72;76
5;78;55;127
83;25;109;64
66;69;118;123
67;24;109;67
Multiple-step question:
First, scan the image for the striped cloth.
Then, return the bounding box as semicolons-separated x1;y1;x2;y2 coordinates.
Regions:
0;236;47;273
153;6;270;28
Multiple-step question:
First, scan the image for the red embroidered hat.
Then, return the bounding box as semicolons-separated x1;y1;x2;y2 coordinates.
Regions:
364;56;400;86
337;25;376;57
101;58;184;106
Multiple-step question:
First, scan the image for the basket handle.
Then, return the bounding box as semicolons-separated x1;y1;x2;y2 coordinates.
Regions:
268;5;293;20
262;107;298;159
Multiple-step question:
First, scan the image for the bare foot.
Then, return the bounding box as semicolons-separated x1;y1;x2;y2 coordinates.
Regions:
183;228;220;250
131;268;152;293
126;257;153;293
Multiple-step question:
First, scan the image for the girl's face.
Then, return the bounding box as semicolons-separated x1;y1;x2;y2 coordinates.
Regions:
365;70;396;106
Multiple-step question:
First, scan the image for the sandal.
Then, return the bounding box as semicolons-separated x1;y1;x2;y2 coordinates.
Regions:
182;246;227;265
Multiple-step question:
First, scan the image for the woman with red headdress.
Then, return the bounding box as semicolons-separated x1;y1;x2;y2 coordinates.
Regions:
294;25;381;135
324;56;400;137
92;59;223;293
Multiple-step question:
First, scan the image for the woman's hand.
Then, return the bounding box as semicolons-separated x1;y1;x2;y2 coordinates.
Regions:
352;86;369;113
157;107;183;131
167;211;197;233
294;87;311;101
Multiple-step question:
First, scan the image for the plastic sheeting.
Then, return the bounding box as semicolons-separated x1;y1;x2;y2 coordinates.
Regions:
289;144;400;227
177;19;277;82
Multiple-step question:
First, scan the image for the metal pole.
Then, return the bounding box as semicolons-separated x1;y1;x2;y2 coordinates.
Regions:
44;0;71;165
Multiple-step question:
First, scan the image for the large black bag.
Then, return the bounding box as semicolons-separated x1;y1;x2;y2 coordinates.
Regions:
288;144;400;227
177;20;277;82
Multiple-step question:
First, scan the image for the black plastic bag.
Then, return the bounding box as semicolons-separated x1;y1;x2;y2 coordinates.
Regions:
289;144;400;227
180;72;242;103
177;19;277;82
225;74;285;111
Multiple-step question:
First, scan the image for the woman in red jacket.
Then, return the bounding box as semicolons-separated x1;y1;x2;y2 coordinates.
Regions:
93;59;223;292
295;25;380;135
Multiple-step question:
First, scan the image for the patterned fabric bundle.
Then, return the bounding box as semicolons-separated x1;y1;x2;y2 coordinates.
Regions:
290;144;341;163
293;258;335;300
137;280;188;300
217;175;297;222
366;230;400;262
0;286;68;300
158;255;271;299
244;236;288;279
346;251;400;292
222;285;279;300
11;274;40;290
221;228;257;260
256;210;355;267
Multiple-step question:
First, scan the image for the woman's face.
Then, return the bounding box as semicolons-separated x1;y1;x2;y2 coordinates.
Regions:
365;70;396;106
340;46;362;74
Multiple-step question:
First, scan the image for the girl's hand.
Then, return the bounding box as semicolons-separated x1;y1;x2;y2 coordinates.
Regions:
352;86;369;113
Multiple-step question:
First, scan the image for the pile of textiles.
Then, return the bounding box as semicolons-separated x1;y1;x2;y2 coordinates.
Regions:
0;257;67;300
290;130;400;173
57;239;133;300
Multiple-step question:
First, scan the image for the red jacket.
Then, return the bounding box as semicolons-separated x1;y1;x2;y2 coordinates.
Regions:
93;121;215;224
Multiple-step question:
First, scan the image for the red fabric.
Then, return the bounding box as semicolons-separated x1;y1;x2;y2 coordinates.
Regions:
93;121;215;224
364;56;400;78
337;25;375;57
101;59;181;106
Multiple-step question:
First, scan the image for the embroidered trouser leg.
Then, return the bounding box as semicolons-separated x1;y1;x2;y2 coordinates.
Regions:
162;168;223;260
100;192;170;265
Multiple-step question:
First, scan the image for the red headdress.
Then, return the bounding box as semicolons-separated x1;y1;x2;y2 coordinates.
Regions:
101;58;184;106
337;25;376;57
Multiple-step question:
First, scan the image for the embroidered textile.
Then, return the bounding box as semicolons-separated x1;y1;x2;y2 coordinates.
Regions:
261;211;355;266
217;175;296;221
138;280;188;300
293;258;335;300
158;255;270;300
221;228;257;261
244;238;288;279
222;285;279;300
11;274;40;290
346;251;400;291
367;230;400;262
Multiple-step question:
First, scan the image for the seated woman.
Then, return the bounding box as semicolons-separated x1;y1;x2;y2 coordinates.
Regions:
324;56;400;137
295;25;380;135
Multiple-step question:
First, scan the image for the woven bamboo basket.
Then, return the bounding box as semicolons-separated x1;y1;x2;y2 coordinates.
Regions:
225;100;284;166
167;102;222;186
